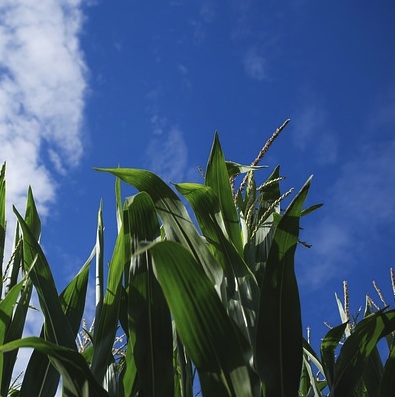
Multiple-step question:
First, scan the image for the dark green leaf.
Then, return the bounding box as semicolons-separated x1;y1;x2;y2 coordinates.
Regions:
0;337;110;397
205;133;244;255
124;192;173;396
333;309;395;396
95;167;223;293
147;240;255;397
256;177;312;397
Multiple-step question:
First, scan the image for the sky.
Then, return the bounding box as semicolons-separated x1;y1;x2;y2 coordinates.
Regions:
1;0;395;368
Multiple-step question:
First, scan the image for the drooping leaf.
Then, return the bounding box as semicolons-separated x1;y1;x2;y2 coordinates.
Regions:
225;161;267;178
95;167;223;294
0;337;110;397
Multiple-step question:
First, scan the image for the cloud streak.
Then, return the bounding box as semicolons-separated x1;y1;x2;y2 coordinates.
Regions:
243;47;267;81
146;126;188;183
293;104;338;165
0;0;87;251
299;131;395;289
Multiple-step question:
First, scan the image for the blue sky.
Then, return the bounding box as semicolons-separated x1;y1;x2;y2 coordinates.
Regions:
1;0;395;354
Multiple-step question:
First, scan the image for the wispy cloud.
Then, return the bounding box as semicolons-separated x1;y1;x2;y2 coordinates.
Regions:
299;132;395;288
293;104;338;165
243;47;267;81
0;0;87;250
189;0;217;44
146;126;188;183
0;0;87;389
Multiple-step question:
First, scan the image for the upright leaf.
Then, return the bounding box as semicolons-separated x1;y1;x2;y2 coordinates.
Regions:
256;177;312;397
320;322;348;390
0;280;25;388
91;223;125;383
205;133;244;255
123;192;173;396
95;168;223;294
0;162;6;294
21;248;94;397
147;240;256;397
13;208;75;348
176;182;258;350
333;309;395;396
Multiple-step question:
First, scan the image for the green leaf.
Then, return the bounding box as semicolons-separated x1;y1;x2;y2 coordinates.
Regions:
320;322;347;390
205;133;244;255
147;240;256;397
0;162;6;293
333;309;395;396
123;192;173;396
95;200;105;320
379;341;395;397
0;279;25;389
90;224;125;384
95;167;223;294
1;279;33;396
225;161;267;178
21;248;94;397
256;177;312;397
13;207;76;350
175;182;259;349
301;203;323;217
0;337;110;397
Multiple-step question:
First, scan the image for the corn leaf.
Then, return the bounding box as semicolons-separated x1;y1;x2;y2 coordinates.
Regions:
0;337;110;397
205;133;244;255
13;207;75;347
123;192;173;396
95;168;223;294
21;248;94;397
225;161;267;178
1;279;33;396
333;309;395;396
0;279;25;389
0;162;6;293
90;225;125;384
320;322;348;390
256;177;312;397
147;240;256;397
175;182;259;350
378;341;395;397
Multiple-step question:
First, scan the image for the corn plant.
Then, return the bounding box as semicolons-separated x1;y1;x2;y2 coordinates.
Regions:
301;274;395;397
0;121;394;396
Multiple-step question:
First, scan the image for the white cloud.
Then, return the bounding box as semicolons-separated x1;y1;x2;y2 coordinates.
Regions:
333;138;395;224
146;126;188;183
0;0;87;257
293;104;338;164
243;47;267;81
299;135;395;288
